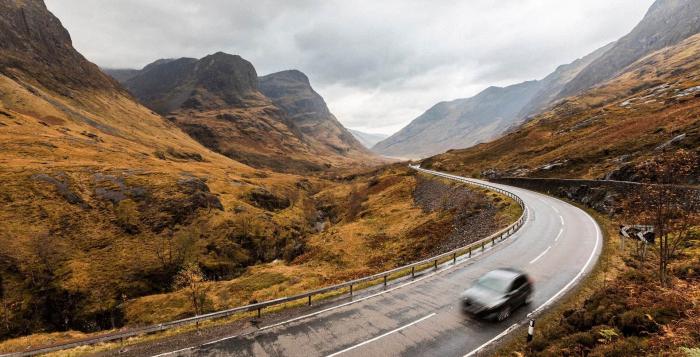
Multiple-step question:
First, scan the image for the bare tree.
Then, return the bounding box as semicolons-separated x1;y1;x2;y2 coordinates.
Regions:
623;150;700;286
173;262;207;317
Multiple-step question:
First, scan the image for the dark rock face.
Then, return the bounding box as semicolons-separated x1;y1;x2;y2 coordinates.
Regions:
0;0;120;94
259;70;369;155
122;53;260;114
558;0;700;98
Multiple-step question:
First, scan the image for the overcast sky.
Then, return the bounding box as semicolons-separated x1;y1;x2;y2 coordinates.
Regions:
45;0;654;135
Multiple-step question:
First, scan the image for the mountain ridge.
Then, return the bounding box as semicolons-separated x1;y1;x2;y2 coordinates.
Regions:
110;56;375;172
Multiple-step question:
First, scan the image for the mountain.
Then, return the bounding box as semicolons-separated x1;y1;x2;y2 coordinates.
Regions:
423;32;700;183
102;68;140;82
373;81;542;158
517;42;615;119
376;0;700;159
0;0;338;341
258;70;369;158
558;0;700;98
116;58;374;172
348;129;389;149
373;46;610;159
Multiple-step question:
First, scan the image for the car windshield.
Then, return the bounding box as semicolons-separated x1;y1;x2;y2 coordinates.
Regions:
476;272;511;293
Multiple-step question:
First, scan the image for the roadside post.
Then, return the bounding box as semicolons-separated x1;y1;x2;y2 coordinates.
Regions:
527;319;535;343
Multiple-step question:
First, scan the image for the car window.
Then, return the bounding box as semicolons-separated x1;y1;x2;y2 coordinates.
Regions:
510;276;527;292
476;273;511;292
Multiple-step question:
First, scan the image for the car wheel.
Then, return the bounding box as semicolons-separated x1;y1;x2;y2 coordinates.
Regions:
497;306;511;321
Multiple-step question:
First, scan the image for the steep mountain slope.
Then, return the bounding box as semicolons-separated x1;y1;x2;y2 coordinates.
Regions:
517;42;615;119
117;59;374;172
0;0;331;341
348;129;388;149
558;0;700;98
258;70;370;158
423;33;700;182
373;81;541;158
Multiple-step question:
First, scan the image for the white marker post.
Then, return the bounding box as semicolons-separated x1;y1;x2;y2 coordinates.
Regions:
527;319;535;343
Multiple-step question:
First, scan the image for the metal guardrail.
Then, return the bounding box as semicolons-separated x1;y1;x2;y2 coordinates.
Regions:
5;166;527;357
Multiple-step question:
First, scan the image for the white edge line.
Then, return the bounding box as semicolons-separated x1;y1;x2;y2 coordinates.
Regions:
464;205;602;357
325;312;437;357
528;246;551;265
559;215;565;225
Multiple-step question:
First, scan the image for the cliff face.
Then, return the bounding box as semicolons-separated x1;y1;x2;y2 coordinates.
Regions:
259;70;370;156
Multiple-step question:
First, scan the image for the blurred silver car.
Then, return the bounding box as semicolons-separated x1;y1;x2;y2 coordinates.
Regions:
461;268;533;321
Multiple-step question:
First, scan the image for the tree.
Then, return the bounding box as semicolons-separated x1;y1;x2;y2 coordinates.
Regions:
173;263;207;317
623;150;700;286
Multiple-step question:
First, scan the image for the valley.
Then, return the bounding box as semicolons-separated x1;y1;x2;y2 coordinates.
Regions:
0;0;699;356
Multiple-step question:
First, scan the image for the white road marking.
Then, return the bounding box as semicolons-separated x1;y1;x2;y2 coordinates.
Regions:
559;215;564;225
554;227;564;242
325;313;437;357
464;205;602;357
528;246;551;264
552;206;560;214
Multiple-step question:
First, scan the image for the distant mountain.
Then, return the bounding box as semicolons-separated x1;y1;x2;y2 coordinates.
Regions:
117;56;374;172
373;81;542;158
349;129;389;149
375;0;700;159
102;68;140;82
373;47;610;159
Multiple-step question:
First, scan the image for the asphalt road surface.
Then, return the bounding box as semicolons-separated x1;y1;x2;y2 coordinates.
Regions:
161;168;602;357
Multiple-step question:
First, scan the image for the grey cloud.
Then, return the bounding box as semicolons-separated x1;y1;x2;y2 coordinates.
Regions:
45;0;655;135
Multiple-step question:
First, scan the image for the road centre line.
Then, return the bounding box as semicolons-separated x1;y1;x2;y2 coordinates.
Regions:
528;246;551;264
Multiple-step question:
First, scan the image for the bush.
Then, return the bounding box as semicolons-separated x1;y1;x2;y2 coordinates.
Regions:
617;309;659;336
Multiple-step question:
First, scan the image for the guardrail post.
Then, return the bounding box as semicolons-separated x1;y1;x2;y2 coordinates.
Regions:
482;242;485;251
308;295;311;306
257;307;261;318
411;266;415;278
469;247;472;257
492;238;495;246
384;275;387;288
350;284;353;297
453;252;456;264
434;259;438;269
